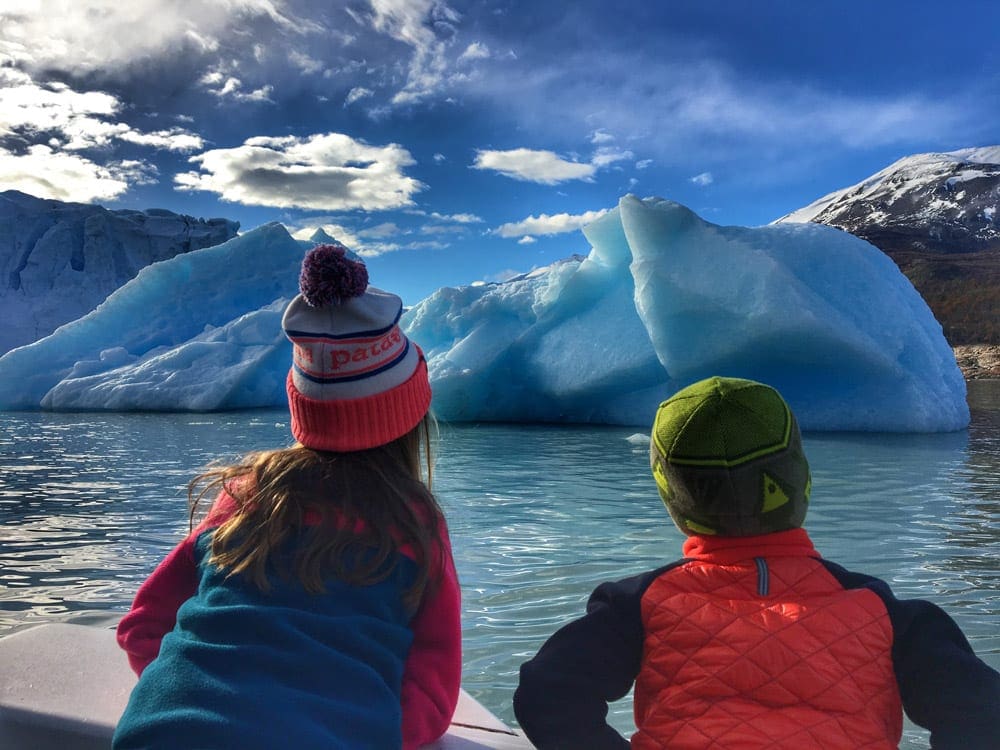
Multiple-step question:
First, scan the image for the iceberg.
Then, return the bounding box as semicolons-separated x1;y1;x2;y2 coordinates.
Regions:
0;196;969;432
407;196;967;432
0;190;238;355
0;223;301;411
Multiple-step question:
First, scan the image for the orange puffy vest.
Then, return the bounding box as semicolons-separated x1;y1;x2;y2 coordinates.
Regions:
631;553;902;749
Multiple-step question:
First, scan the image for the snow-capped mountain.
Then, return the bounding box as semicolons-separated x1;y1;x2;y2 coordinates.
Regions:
0;190;239;354
777;147;1000;350
777;146;1000;255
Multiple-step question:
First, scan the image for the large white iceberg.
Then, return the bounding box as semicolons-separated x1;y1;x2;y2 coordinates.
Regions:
408;196;967;432
0;196;968;432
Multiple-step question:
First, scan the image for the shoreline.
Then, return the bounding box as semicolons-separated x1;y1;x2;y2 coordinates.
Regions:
953;344;1000;380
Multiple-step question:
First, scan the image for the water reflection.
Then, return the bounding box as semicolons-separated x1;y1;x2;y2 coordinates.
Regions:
0;383;998;749
0;410;291;631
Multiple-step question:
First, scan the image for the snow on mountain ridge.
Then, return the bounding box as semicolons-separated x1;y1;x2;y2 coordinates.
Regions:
775;147;1000;254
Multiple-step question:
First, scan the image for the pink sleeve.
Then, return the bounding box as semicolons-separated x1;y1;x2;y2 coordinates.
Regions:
116;491;238;675
400;522;462;750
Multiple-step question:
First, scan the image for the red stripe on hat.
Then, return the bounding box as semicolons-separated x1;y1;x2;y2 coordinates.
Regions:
286;353;432;452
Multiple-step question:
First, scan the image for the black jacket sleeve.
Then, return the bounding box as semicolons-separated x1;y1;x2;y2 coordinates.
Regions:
513;565;677;749
821;560;1000;750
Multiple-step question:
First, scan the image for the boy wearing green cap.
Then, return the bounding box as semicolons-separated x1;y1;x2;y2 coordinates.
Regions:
513;376;999;750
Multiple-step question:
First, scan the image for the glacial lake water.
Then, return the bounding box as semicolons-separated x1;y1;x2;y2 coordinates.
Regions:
1;380;998;748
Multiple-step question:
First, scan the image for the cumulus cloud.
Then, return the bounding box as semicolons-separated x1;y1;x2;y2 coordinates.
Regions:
175;132;424;211
473;148;596;184
1;72;116;142
473;143;642;184
0;1;317;74
0;67;201;201
0;67;203;153
495;209;609;239
690;171;713;186
0;145;146;202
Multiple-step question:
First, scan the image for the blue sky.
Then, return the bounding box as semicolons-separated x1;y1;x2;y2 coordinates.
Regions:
2;0;998;303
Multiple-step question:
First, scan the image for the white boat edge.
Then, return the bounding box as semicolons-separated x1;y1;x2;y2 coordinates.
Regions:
0;622;533;749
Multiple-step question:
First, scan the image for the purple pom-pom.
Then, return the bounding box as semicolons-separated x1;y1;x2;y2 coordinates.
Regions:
299;243;369;307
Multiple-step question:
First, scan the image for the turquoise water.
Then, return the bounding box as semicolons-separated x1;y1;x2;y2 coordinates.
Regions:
2;380;998;747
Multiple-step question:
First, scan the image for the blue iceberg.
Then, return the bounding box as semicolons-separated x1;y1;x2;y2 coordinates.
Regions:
0;197;968;432
407;196;967;432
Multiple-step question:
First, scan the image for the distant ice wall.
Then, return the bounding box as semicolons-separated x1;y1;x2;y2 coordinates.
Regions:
0;190;239;354
0;223;300;411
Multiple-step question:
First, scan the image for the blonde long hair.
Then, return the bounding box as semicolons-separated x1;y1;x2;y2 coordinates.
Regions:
188;416;441;610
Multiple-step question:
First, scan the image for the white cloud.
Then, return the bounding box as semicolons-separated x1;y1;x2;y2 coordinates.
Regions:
419;224;461;235
473;144;642;185
200;72;274;102
430;211;482;223
690;171;713;186
517;236;536;244
451;42;974;168
473;148;596;184
0;70;201;201
591;146;633;168
0;72;201;155
590;129;615;144
459;42;490;62
1;74;118;143
495;209;609;238
0;1;317;73
0;144;136;202
358;222;403;239
636;159;653;170
175;132;424;211
289;50;324;75
368;0;460;104
345;87;374;106
117;129;205;152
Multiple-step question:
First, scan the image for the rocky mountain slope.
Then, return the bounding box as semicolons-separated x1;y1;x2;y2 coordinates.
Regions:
0;191;239;354
777;147;1000;358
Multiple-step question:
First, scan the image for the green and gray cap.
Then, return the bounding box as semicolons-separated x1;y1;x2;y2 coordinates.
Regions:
650;376;811;537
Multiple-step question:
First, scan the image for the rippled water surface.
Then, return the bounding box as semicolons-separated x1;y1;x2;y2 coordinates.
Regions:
2;381;998;747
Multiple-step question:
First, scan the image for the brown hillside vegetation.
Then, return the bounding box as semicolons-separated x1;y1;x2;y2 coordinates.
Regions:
886;250;1000;346
884;248;1000;378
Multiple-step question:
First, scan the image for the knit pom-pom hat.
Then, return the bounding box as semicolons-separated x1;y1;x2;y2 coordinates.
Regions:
650;376;811;537
282;243;431;452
